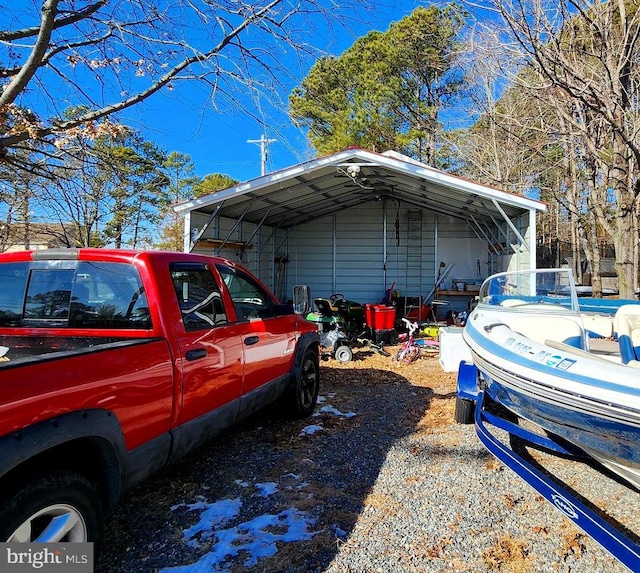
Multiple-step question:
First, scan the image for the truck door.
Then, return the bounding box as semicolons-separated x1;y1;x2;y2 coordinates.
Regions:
215;263;297;394
169;262;245;426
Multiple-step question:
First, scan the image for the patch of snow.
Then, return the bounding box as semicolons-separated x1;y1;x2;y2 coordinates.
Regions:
159;506;319;573
318;405;356;418
331;523;348;539
299;424;323;436
254;482;278;497
173;498;242;549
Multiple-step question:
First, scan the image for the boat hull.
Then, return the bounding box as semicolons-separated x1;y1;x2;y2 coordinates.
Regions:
464;309;640;490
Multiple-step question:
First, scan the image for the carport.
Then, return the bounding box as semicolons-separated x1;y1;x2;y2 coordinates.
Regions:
173;148;545;310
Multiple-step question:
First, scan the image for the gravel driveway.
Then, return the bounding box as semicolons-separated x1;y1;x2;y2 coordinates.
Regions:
97;349;636;573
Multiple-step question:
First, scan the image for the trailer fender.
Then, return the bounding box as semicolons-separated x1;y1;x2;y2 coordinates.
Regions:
456;360;480;401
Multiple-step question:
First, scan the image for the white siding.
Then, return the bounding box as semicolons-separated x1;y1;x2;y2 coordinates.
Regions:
436;214;487;288
288;204;388;303
286;216;335;301
287;202;439;305
190;203;495;308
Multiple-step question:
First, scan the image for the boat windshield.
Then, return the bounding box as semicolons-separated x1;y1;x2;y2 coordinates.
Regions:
478;268;580;313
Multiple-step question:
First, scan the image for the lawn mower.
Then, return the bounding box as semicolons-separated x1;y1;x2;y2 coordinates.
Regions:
305;295;355;362
305;293;370;362
307;293;397;361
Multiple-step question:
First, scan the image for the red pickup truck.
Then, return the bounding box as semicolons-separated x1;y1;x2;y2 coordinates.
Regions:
0;248;320;545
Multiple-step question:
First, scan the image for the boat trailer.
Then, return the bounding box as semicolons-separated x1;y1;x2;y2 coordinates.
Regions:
456;361;640;572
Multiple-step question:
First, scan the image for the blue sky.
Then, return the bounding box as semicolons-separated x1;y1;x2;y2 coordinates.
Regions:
115;1;422;182
5;0;466;183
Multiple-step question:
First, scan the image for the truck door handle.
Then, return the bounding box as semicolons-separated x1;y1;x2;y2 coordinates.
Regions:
185;348;207;361
244;336;260;346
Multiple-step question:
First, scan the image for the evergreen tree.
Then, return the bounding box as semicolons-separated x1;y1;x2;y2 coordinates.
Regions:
289;4;466;166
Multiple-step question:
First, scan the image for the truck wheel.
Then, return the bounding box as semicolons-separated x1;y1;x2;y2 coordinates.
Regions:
0;471;102;543
284;349;320;418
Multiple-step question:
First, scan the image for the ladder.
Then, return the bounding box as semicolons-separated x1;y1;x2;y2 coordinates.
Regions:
405;210;423;318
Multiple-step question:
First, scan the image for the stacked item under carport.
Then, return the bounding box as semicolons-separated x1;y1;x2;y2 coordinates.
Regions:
363;304;397;344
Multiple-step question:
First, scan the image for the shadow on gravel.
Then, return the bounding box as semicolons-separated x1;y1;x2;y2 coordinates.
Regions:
510;434;640;545
97;366;434;573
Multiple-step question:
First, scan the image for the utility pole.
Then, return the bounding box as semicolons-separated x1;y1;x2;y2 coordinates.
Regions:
247;133;276;176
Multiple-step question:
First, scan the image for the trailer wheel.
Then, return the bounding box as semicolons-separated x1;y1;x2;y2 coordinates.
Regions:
0;471;102;543
454;396;476;424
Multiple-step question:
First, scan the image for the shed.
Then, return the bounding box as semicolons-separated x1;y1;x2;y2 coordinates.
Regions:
174;148;546;312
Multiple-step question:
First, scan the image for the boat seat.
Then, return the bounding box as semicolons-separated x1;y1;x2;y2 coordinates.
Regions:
508;315;584;348
545;339;620;364
580;313;614;339
613;304;640;364
587;337;620;355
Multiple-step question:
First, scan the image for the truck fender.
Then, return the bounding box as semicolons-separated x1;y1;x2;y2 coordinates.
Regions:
0;409;127;510
290;331;320;383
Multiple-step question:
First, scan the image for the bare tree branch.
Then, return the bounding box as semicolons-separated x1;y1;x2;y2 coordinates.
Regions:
5;0;279;146
466;0;640;296
0;0;106;42
0;0;60;106
0;0;352;158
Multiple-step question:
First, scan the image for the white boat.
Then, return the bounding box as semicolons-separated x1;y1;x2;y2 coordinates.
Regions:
456;268;640;569
461;268;640;486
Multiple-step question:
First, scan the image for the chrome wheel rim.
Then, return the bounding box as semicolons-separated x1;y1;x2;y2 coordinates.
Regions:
8;504;88;542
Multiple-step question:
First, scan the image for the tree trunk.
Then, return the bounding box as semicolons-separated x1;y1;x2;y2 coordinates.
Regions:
611;133;636;299
585;207;603;298
20;192;30;250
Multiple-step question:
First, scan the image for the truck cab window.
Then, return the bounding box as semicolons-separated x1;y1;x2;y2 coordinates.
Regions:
216;264;274;321
67;262;151;328
170;263;227;331
1;261;153;329
25;269;75;321
0;263;29;325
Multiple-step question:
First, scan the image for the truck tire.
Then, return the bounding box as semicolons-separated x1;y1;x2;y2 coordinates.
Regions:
284;348;320;418
0;471;102;543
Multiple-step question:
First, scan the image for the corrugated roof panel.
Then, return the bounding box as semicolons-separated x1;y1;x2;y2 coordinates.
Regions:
173;148;545;230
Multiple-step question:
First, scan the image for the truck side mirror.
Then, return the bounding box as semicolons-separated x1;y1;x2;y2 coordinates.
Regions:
292;285;311;315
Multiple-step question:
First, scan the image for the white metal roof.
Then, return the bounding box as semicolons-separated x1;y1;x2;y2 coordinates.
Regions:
174;148;546;231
